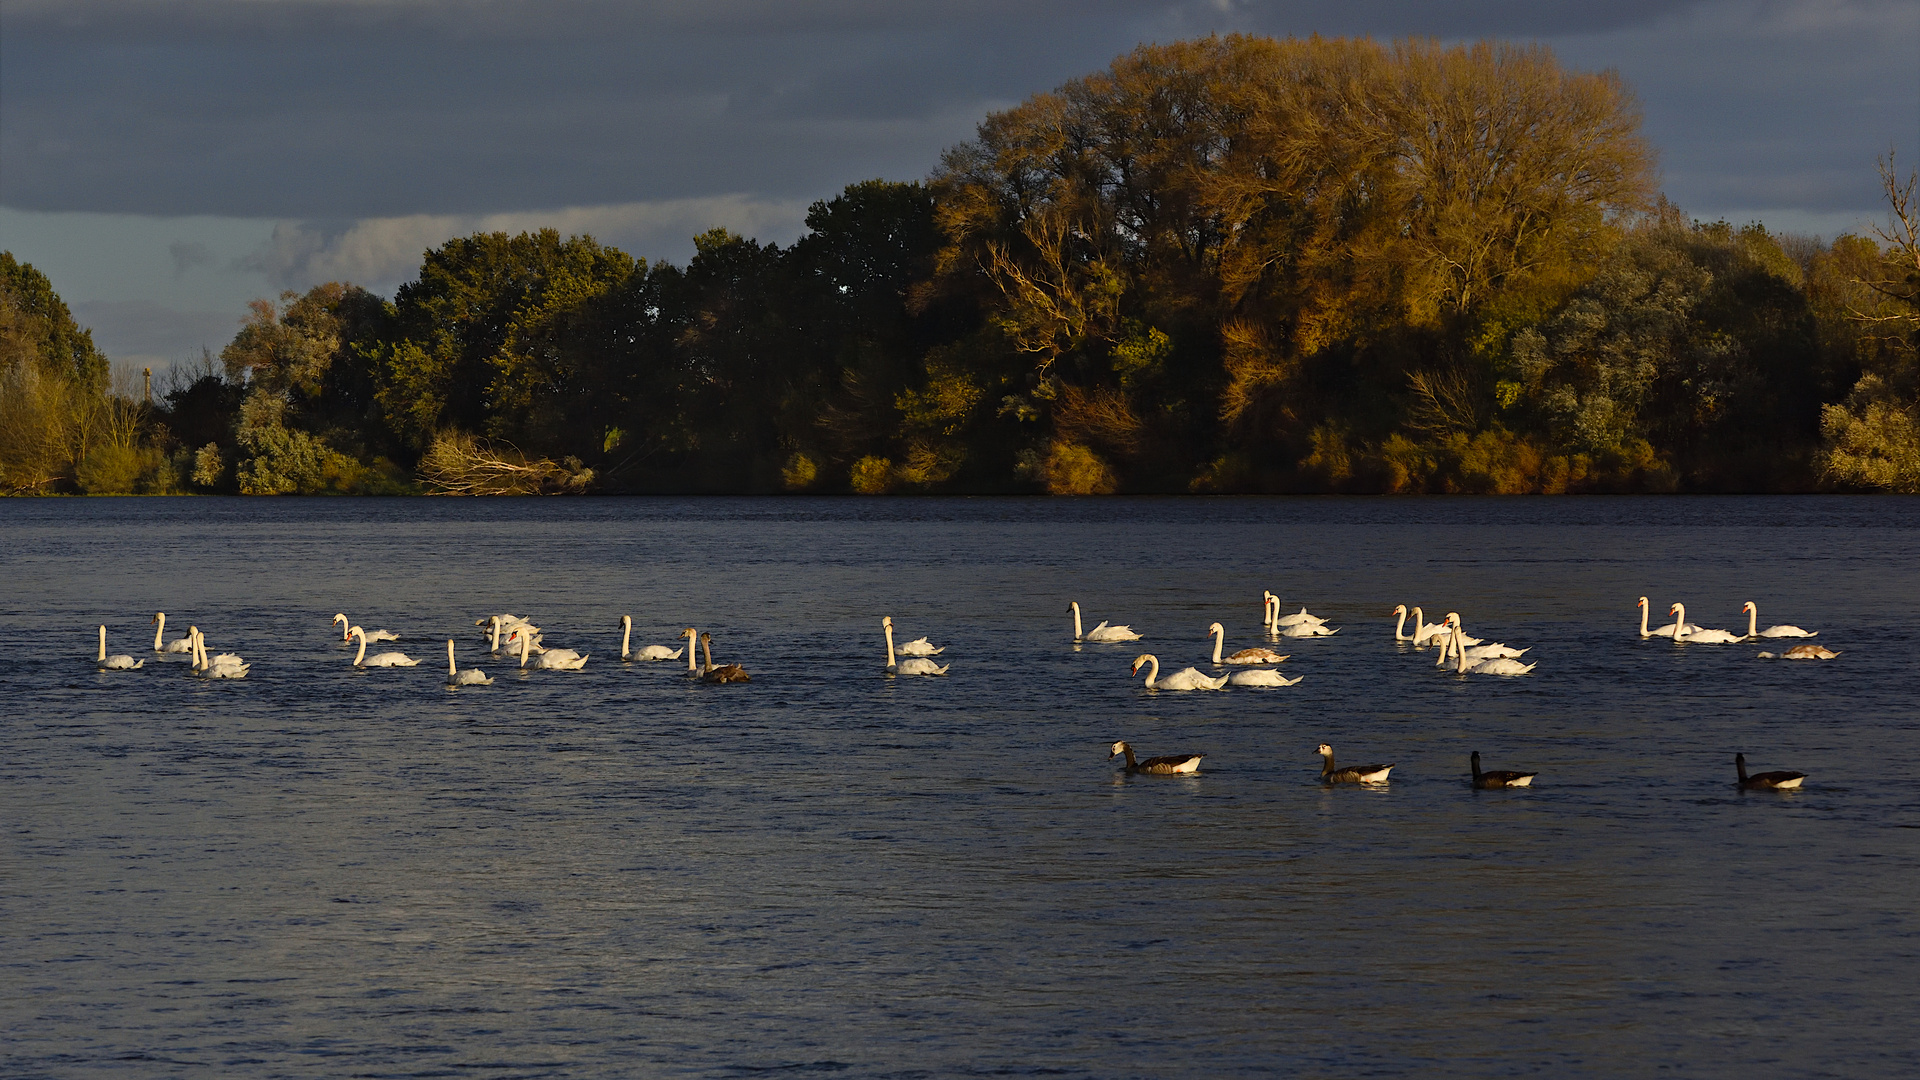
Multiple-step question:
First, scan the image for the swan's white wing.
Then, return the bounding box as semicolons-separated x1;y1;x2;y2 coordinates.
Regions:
1758;625;1815;638
894;657;950;675
897;638;944;656
1085;622;1143;642
635;645;684;660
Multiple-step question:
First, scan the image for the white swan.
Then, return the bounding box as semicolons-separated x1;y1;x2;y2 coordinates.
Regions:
1130;653;1227;691
446;639;492;686
333;613;398;643
1391;604;1415;642
1208;622;1288;665
97;625;144;669
485;615;544;654
1438;614;1529;660
150;612;195;653
350;626;419;668
1637;597;1700;639
1269;594;1328;629
1448;625;1535;676
1668;603;1741;644
515;629;587;670
1071;601;1142;642
681;627;702;673
884;616;950;675
1228;666;1302;687
1408;607;1461;646
1742;601;1816;639
190;629;249;679
619;615;685;661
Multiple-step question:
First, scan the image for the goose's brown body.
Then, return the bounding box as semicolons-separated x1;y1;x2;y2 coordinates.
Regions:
1110;741;1202;774
1470;751;1537;789
1318;743;1392;784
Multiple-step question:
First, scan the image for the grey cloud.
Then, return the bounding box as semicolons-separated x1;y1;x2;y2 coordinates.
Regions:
169;240;216;276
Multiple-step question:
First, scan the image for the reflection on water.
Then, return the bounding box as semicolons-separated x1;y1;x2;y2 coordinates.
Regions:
2;496;1917;1077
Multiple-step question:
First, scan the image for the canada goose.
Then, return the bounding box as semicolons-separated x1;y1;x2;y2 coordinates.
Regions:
1317;743;1392;784
1109;740;1202;775
1736;753;1806;790
698;632;750;683
1470;751;1537;789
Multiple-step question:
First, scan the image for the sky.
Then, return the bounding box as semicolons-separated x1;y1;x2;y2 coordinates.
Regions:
3;0;1917;372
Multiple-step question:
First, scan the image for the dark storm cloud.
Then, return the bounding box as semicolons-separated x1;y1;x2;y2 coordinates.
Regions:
3;0;1716;219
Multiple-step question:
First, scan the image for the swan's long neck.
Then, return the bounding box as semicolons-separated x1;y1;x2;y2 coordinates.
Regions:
353;630;367;666
490;620;501;652
686;630;697;672
1394;607;1408;641
153;614;165;651
192;629;205;671
701;636;714;672
1455;627;1469;673
1211;625;1224;665
1639;600;1651;638
1746;605;1757;638
1072;603;1083;641
1266;595;1278;635
98;625;108;661
1672;604;1687;641
518;632;531;667
621;617;631;658
884;621;897;668
1142;655;1159;688
1412;607;1427;640
447;639;457;676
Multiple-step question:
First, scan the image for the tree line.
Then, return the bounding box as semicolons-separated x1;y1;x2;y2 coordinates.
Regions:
5;34;1918;496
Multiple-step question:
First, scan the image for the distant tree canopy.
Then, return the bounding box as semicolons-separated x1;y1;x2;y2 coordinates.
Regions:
5;35;1917;494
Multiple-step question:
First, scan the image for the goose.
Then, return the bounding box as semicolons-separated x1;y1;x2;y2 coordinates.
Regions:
349;626;419;668
445;639;492;686
150;612;195;653
1228;666;1303;687
1071;601;1142;643
96;625;144;670
1109;741;1203;775
1447;625;1536;676
1781;643;1840;660
1208;622;1288;665
884;617;949;675
514;629;587;670
1637;597;1701;640
698;632;750;683
619;615;685;661
1129;653;1227;691
1736;753;1806;790
1669;603;1741;644
1470;751;1537;789
1317;743;1392;784
1439;614;1529;660
332;613;398;643
1741;602;1816;639
189;629;248;679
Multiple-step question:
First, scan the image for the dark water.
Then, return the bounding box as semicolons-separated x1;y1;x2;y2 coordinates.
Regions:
3;495;1916;1078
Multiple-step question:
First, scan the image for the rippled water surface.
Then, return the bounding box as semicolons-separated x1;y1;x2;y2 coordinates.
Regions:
3;495;1917;1078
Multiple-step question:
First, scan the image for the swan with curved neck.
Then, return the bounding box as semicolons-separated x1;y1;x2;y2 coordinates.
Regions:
1741;602;1815;639
884;617;949;675
698;632;750;683
1408;607;1456;646
150;613;194;653
190;629;249;679
97;625;144;670
1209;622;1287;665
1110;741;1202;774
333;613;398;643
1435;614;1528;663
516;629;587;670
1448;624;1535;675
446;639;492;686
1071;602;1141;643
1637;597;1699;639
619;615;685;661
1668;603;1741;644
350;627;419;668
1129;653;1227;691
1392;605;1414;642
1268;593;1327;630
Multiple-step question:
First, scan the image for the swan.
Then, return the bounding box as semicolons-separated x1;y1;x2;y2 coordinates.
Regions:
1271;597;1328;629
619;615;684;661
332;613;398;643
1741;602;1816;639
698;632;750;683
1071;601;1142;643
1470;751;1537;789
515;629;587;670
1736;753;1806;790
1408;607;1461;646
1391;604;1416;642
1129;653;1227;691
1110;741;1203;775
1668;603;1741;644
189;629;248;679
681;627;702;673
1228;666;1303;687
1208;622;1288;665
486;615;543;654
888;620;944;657
1781;643;1840;660
1447;625;1536;676
1637;597;1701;639
349;627;419;668
1278;617;1339;638
884;617;950;675
1317;743;1392;784
96;625;144;670
1437;614;1529;661
445;639;492;686
150;612;195;653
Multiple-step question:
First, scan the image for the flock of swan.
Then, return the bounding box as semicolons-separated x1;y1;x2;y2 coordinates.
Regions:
87;591;1826;791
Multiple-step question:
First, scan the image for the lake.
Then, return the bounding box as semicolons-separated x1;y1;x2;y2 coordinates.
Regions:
2;495;1916;1077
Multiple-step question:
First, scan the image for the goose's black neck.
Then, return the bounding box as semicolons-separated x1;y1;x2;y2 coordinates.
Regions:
1471;752;1483;780
1736;754;1749;783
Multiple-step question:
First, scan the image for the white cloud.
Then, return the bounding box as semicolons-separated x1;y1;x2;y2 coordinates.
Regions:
240;195;814;294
